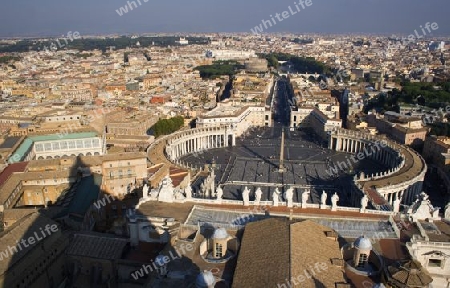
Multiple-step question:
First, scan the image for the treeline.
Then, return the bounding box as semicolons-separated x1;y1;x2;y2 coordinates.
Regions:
151;116;184;138
364;82;450;113
258;53;330;74
291;38;314;45
0;36;209;53
73;52;94;59
400;82;450;106
0;56;21;64
429;122;450;137
194;60;244;79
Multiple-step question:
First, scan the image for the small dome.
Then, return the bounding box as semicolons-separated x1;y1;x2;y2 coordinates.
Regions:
196;270;216;288
354;236;372;250
212;228;228;240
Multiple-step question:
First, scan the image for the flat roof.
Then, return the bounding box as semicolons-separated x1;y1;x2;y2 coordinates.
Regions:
10;138;33;162
0;137;22;149
28;132;98;142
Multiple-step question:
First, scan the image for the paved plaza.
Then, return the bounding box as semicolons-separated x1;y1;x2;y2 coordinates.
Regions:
181;125;387;207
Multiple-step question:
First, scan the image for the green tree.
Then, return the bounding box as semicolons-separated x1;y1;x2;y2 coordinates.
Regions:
151;116;185;137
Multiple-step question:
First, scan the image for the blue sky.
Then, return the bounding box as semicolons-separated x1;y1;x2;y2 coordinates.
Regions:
0;0;448;37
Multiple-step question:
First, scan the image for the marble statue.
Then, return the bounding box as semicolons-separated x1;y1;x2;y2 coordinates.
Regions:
407;192;441;222
200;182;207;197
445;202;450;220
143;183;149;199
331;192;339;211
149;188;159;200
184;185;192;199
273;188;281;207
393;196;401;213
242;186;250;206
210;169;216;195
360;195;369;212
216;186;223;201
285;187;294;208
157;176;175;203
301;189;310;208
320;191;327;209
254;187;262;205
174;190;185;200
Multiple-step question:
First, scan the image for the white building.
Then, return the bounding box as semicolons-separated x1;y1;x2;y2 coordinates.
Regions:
205;49;257;60
196;105;271;137
405;194;450;288
9;132;105;163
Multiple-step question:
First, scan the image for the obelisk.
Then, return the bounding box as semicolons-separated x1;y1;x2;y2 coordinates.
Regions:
279;128;285;173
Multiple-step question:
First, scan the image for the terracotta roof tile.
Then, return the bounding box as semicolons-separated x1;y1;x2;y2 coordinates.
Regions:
233;218;290;288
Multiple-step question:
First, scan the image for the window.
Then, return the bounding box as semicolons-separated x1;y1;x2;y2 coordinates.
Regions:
215;243;223;258
68;141;76;149
428;259;442;268
60;141;68;149
44;143;52;151
35;144;44;152
358;253;368;267
52;142;60;150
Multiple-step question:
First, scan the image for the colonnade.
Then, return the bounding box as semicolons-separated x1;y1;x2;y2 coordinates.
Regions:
331;135;402;168
380;180;423;206
165;127;236;161
329;129;427;209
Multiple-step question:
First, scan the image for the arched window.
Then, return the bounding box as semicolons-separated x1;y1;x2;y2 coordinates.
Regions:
215;243;223;258
358;253;368;267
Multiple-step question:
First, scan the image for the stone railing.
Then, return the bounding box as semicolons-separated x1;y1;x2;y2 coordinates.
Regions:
138;196;394;217
389;215;401;238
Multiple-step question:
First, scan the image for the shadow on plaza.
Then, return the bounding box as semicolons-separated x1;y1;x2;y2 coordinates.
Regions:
241;144;278;168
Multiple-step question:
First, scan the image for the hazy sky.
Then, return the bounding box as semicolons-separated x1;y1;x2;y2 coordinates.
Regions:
0;0;448;37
